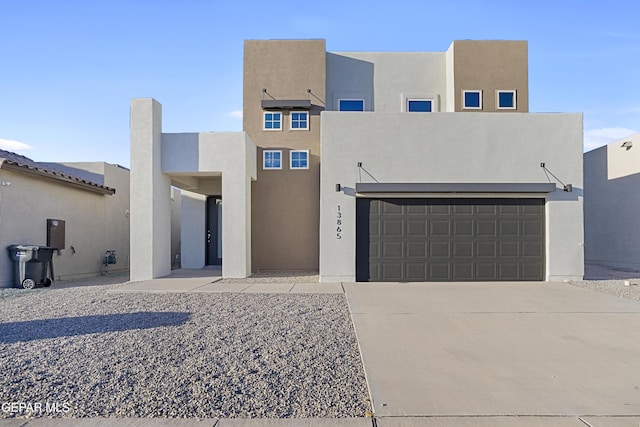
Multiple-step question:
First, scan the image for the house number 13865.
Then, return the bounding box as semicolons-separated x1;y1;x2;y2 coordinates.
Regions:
336;205;342;239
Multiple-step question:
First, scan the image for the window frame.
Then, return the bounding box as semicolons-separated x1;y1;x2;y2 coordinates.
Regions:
290;150;309;170
407;98;433;112
263;150;282;170
462;90;483;110
263;111;282;131
289;111;309;130
496;90;517;110
339;99;365;112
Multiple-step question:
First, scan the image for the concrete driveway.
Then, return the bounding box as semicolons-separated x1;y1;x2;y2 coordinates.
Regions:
345;282;640;426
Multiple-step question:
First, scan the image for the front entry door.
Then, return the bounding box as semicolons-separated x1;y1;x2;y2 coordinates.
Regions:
206;197;222;265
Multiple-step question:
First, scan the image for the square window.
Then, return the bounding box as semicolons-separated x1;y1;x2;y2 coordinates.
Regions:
263;112;282;130
263;150;282;170
407;99;432;112
497;90;516;109
290;150;309;170
339;99;365;111
463;90;482;109
290;112;309;130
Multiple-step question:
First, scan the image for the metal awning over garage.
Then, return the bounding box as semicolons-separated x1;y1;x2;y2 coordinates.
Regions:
355;182;557;194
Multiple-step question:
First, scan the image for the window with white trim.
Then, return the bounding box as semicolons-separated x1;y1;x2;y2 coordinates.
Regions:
263;112;282;130
339;99;365;111
407;99;433;112
290;150;309;170
497;90;516;109
462;90;482;109
290;112;309;130
263;150;282;170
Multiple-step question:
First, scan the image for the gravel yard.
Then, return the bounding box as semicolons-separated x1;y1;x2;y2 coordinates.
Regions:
0;285;370;419
568;263;640;302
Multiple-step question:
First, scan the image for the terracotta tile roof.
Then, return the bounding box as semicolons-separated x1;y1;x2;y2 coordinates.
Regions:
0;149;116;195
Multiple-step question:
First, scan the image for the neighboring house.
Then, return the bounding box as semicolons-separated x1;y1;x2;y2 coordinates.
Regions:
130;39;584;283
584;133;640;271
0;150;130;287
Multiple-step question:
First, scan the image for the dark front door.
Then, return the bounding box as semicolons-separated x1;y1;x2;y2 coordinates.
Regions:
206;197;222;265
356;198;545;282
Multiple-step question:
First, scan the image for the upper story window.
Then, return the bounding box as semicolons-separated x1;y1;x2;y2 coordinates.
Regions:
339;99;365;112
497;90;516;109
407;99;433;112
462;90;482;109
263;112;282;130
263;150;282;170
290;150;309;170
290;112;309;130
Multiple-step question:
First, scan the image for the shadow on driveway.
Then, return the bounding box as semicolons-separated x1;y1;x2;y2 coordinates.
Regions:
0;311;191;344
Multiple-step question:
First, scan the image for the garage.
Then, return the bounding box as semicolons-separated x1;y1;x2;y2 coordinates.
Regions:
355;197;545;282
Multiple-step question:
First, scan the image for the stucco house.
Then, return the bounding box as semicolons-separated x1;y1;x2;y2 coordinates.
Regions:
0;150;130;287
130;39;584;283
584;132;640;271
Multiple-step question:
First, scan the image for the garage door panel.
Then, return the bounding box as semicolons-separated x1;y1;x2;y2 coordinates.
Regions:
383;220;404;236
430;241;450;258
406;263;427;280
522;220;543;236
499;205;519;215
430;205;451;215
454;220;473;236
499;263;519;280
356;198;545;282
382;263;403;281
382;241;403;258
453;205;473;215
500;220;519;236
407;220;427;236
499;241;519;257
406;242;427;258
383;202;403;214
369;219;380;237
522;241;543;257
430;263;451;280
452;263;473;280
476;241;497;258
453;241;473;257
522;204;544;215
477;220;497;236
522;263;543;279
430;220;451;236
476;263;497;280
406;205;427;215
476;205;497;215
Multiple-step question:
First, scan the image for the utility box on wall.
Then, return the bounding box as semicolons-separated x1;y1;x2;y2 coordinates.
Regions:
47;219;65;249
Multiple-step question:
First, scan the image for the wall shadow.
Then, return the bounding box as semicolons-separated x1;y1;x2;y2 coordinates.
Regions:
0;311;191;344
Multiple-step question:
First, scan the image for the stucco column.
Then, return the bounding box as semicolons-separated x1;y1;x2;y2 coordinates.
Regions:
130;98;172;280
221;166;251;278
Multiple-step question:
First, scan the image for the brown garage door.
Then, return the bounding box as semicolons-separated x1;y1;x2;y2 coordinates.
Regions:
356;198;545;281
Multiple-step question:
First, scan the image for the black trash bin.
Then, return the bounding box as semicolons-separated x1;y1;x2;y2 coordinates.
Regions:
7;245;56;289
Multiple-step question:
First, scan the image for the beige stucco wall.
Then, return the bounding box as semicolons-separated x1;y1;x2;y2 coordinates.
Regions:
0;163;130;287
584;133;640;269
326;51;447;112
243;39;325;271
450;40;529;112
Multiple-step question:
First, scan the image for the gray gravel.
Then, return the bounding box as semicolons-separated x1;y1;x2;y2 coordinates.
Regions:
0;285;370;419
568;263;640;302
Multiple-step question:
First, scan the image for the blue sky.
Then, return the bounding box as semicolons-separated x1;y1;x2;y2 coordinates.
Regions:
1;0;638;167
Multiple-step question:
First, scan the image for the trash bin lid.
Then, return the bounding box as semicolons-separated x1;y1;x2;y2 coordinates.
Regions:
7;244;40;250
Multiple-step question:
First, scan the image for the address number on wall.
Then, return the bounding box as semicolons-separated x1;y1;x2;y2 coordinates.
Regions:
336;205;342;240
